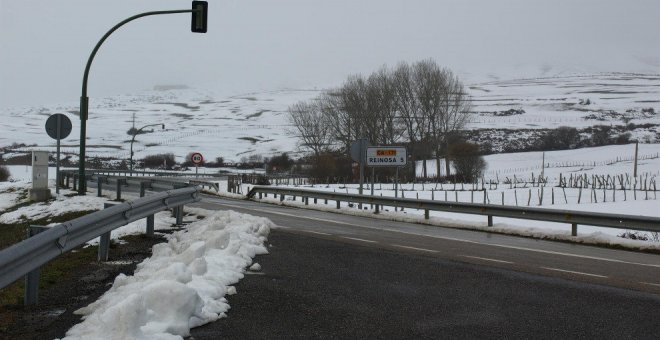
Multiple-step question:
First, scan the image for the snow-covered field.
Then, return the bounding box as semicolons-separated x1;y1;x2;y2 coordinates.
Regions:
1;73;658;164
468;74;660;132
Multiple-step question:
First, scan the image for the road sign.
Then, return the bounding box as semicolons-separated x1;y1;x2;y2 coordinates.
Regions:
350;138;370;162
366;146;407;167
191;152;204;165
45;114;72;140
45;114;72;195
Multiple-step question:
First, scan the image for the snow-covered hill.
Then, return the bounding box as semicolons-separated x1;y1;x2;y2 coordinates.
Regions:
1;73;658;163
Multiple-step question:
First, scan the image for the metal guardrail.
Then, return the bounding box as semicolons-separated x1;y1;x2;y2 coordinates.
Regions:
61;168;228;178
57;170;220;194
246;186;660;234
0;187;200;293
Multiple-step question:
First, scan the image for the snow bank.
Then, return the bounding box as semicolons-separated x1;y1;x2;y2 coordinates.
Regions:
62;210;272;340
0;188;106;224
0;181;30;212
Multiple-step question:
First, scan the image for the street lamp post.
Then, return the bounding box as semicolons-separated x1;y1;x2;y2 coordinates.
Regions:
130;124;165;174
77;2;207;194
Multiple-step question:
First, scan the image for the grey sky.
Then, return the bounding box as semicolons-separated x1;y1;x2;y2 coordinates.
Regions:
1;0;659;107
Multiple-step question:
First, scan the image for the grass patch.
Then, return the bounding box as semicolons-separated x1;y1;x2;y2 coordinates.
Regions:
0;244;99;304
1;210;97;251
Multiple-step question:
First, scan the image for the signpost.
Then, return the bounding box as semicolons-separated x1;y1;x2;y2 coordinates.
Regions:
45;114;72;194
191;152;203;177
366;146;407;167
350;138;370;208
366;146;407;211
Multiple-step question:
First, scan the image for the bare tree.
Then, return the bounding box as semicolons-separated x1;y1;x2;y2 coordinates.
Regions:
436;69;472;177
409;60;472;178
288;100;333;158
392;62;423;178
366;66;404;145
288;59;471;182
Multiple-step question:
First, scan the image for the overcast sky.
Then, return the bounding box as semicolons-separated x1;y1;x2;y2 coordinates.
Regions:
1;0;659;108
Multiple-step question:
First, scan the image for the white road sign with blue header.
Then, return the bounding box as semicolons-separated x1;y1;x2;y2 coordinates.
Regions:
366;146;407;166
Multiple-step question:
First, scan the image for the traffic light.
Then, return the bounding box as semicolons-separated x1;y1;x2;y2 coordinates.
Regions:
191;1;208;33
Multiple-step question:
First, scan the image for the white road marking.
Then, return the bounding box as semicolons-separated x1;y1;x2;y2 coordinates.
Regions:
541;267;607;278
206;198;660;269
640;282;660;287
460;255;513;264
302;230;332;236
341;236;378;243
391;244;439;253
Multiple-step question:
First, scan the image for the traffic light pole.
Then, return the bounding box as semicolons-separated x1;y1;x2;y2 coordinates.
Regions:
78;9;198;194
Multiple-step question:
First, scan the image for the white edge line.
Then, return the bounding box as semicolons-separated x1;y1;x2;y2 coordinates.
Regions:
341;236;378;243
460;255;514;264
391;244;439;253
301;230;332;236
541;267;608;278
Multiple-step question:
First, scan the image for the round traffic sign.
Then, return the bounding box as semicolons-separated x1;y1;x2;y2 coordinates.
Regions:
45;114;72;140
191;152;204;165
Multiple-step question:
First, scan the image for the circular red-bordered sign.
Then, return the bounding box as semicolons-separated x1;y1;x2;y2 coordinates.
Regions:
191;152;204;165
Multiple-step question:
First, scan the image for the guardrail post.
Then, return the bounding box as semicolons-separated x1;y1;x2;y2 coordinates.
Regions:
65;174;70;188
72;175;77;191
99;203;114;261
305;197;309;205
280;194;285;202
176;206;184;226
424;209;429;220
97;176;103;197
138;181;154;236
116;179;123;201
336;200;340;209
259;192;262;199
24;225;48;305
572;223;578;236
375;204;380;214
488;215;493;227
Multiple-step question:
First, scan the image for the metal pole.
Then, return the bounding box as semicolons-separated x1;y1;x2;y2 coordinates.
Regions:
130;134;135;174
634;141;639;177
370;167;375;209
541;152;545;179
358;138;366;209
56;115;61;194
395;167;399;212
78;9;193;195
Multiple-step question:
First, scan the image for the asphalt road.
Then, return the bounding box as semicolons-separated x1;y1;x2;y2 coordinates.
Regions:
185;194;660;339
196;194;660;294
189;229;660;339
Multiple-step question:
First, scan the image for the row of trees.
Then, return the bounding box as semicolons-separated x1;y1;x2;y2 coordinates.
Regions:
288;59;475;179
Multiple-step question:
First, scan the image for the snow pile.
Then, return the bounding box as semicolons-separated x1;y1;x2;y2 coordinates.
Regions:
63;210;272;340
